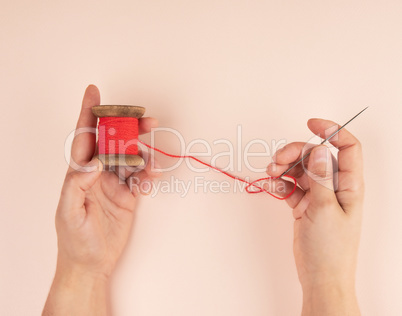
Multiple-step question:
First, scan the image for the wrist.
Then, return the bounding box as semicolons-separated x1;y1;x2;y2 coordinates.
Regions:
303;281;356;301
55;249;115;280
302;281;360;316
55;256;110;283
300;270;356;294
43;260;109;316
53;264;109;290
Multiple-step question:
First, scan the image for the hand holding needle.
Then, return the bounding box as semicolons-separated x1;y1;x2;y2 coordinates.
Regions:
279;107;369;179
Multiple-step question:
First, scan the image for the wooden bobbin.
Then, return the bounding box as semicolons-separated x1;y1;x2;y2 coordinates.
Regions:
92;105;146;167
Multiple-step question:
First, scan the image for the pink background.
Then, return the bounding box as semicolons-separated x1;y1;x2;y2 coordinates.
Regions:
1;1;401;315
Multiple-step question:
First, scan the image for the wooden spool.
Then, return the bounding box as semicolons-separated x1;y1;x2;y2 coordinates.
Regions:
92;105;145;167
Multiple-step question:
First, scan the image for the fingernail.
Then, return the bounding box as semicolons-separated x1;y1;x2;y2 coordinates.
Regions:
80;159;103;172
312;146;329;164
90;158;103;172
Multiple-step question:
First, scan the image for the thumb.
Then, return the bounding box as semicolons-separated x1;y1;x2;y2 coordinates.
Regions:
60;158;103;212
306;145;336;205
73;158;104;191
66;158;103;191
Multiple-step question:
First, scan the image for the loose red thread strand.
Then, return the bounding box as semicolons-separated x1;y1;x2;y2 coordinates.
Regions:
98;117;297;200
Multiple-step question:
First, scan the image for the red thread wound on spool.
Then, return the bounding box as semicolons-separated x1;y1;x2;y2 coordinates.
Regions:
98;117;139;155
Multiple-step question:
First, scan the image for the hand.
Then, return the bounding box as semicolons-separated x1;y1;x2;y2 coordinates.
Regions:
267;118;364;315
43;85;160;316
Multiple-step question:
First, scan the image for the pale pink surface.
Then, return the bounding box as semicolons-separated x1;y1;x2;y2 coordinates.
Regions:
1;1;401;315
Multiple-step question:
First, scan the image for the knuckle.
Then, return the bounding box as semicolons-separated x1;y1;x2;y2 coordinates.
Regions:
310;169;333;180
64;172;79;187
340;173;364;193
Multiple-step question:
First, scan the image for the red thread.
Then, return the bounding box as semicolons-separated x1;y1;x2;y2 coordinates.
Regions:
138;141;297;200
97;117;297;200
99;117;139;155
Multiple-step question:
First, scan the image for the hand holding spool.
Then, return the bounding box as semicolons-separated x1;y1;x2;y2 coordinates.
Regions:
45;85;162;316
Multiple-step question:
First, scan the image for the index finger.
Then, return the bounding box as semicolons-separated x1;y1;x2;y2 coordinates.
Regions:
69;85;100;172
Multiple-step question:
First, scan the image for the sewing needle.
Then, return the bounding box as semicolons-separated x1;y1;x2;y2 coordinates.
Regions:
279;106;369;178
